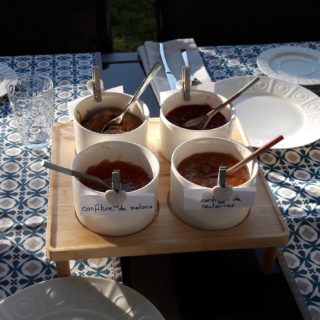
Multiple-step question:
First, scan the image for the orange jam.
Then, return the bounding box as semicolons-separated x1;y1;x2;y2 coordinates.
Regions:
177;152;250;187
81;159;151;192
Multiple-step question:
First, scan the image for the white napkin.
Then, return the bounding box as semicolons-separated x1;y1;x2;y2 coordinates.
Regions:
138;38;212;103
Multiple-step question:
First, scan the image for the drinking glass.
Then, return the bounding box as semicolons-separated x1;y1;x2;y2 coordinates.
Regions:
7;75;54;149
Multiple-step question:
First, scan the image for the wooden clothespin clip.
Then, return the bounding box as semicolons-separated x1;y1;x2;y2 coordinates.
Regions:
105;169;127;207
92;65;102;102
182;66;190;101
212;166;233;201
111;169;121;192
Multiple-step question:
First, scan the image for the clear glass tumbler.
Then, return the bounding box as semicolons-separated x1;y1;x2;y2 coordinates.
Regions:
7;75;54;149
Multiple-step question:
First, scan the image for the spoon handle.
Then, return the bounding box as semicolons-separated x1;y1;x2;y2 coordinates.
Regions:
199;76;260;129
226;134;284;174
42;161;109;188
101;61;162;132
125;61;162;112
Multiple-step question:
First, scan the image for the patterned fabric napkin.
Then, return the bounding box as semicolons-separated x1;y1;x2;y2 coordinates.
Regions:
138;38;212;103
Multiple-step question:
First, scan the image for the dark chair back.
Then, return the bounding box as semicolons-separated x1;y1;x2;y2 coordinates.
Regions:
156;0;320;46
0;0;112;55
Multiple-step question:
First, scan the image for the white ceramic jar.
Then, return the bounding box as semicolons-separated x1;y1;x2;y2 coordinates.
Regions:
73;92;149;153
170;137;258;230
72;140;160;236
160;90;235;161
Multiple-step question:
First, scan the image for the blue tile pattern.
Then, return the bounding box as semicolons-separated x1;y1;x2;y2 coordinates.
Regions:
200;41;320;320
0;53;121;300
1;45;320;319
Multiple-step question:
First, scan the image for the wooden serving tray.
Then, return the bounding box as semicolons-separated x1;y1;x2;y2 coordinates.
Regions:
46;118;288;273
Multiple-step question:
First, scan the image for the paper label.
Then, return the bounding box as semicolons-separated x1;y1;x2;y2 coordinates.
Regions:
80;193;155;215
184;187;256;210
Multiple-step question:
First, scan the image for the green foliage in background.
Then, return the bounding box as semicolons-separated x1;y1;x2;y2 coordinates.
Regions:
112;0;157;52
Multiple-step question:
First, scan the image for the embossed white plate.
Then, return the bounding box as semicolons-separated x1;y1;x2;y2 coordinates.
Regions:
257;46;320;85
0;63;17;96
215;76;320;148
0;277;165;320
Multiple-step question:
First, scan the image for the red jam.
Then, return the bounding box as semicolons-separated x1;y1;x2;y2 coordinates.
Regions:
165;104;228;130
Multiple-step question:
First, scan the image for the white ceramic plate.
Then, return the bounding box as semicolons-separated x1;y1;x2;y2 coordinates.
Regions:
0;277;165;320
214;76;320;149
257;46;320;85
0;63;17;96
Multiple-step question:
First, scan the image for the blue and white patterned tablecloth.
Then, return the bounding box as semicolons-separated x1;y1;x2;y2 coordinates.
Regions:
0;53;121;300
1;45;319;319
200;41;320;320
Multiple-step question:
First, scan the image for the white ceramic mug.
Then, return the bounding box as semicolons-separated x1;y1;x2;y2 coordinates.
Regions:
160;89;235;161
170;137;258;230
73;92;149;153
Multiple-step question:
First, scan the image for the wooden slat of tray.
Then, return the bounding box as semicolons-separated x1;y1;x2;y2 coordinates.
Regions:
46;118;288;261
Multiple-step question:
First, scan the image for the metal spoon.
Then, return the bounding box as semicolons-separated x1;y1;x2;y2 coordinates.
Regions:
183;76;260;130
42;161;110;188
205;134;284;179
100;61;162;133
226;134;284;174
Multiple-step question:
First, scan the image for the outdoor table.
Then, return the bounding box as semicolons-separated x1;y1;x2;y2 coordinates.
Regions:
0;41;319;320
